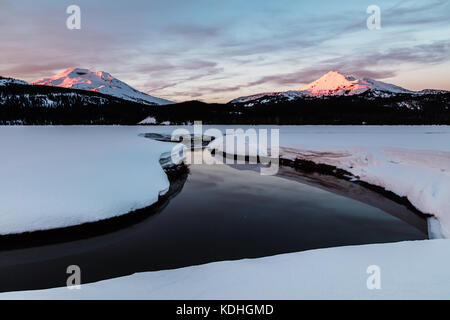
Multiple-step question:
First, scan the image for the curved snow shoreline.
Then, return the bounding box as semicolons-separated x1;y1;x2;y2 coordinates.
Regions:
2;239;450;299
209;131;450;238
0;127;184;236
277;147;449;237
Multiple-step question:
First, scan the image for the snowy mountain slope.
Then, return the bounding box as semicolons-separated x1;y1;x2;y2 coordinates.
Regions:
0;76;29;86
33;68;173;105
0;80;157;124
419;89;450;95
230;71;439;104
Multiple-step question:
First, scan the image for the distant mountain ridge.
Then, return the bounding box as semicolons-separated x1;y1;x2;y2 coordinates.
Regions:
33;68;173;106
0;76;29;86
0;75;155;125
0;70;449;125
231;71;447;104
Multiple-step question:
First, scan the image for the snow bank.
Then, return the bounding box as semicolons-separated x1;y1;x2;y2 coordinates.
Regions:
0;126;179;235
2;239;450;299
209;126;450;237
139;116;157;125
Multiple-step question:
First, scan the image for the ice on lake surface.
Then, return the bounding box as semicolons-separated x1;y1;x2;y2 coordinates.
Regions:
0;148;427;292
0;125;448;298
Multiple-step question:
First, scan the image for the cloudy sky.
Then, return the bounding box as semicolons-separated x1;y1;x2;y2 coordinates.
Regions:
1;0;449;102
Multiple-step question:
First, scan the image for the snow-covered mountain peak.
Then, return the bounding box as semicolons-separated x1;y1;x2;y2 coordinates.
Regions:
231;71;417;104
297;71;412;96
32;68;173;105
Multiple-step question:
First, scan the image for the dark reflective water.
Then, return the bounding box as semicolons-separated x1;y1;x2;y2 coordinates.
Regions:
0;156;427;293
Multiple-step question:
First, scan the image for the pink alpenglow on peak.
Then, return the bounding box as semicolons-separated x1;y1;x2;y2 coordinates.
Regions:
297;71;413;96
32;68;174;105
231;71;417;103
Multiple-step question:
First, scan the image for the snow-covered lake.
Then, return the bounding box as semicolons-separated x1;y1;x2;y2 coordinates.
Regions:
0;151;427;293
0;125;448;299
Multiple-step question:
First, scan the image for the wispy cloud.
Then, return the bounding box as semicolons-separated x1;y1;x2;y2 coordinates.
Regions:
0;0;449;102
